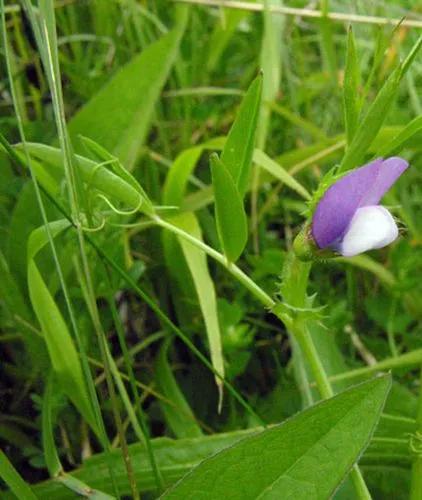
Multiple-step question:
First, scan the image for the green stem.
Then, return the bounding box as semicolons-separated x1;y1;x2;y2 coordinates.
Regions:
410;368;422;500
274;253;372;500
292;322;333;399
293;322;371;499
154;216;275;308
158;216;372;498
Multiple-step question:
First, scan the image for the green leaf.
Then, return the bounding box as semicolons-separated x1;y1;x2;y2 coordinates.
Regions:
21;143;141;210
27;221;98;434
210;154;247;262
221;74;262;196
155;338;203;439
172;212;225;394
163;376;391;499
343;27;361;145
253;149;311;200
0;249;46;367
340;36;422;173
377;115;422;157
25;399;411;499
78;135;154;214
258;0;283;147
56;475;115;499
0;449;38;500
339;65;402;172
67;21;186;170
206;6;250;73
163;146;203;207
400;35;422;78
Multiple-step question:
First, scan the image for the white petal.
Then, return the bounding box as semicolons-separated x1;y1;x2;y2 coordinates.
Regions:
339;205;398;257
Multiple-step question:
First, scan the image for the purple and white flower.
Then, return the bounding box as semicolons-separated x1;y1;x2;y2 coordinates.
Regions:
311;157;409;257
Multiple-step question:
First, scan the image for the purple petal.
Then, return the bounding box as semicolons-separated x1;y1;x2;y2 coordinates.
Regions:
361;157;409;205
312;157;409;249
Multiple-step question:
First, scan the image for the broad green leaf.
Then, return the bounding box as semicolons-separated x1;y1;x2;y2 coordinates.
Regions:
23;405;411;499
163;376;391;499
0;449;38;500
172;212;225;394
27;221;98;434
67;21;186;170
253;149;311;200
343;27;361;145
221;74;262;196
155;339;203;438
210;154;247;262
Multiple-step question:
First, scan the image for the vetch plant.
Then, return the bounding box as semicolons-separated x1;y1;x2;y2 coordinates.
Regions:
295;157;409;259
1;2;422;500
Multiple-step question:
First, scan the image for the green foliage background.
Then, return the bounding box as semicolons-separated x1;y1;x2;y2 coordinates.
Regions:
0;0;421;499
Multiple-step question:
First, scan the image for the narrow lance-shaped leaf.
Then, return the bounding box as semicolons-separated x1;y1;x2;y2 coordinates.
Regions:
163;375;391;500
339;65;401;173
210;153;248;262
162;145;227;397
173;212;226;399
221;73;262;196
343;26;361;145
340;35;422;173
27;221;98;434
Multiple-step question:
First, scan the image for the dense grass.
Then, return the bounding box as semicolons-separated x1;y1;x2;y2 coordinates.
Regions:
0;1;421;499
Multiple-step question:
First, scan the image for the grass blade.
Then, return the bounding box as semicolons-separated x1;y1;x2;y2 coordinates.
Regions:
27;221;98;434
340;35;422;173
0;449;38;500
343;26;361;145
377;115;422;157
42;374;62;477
